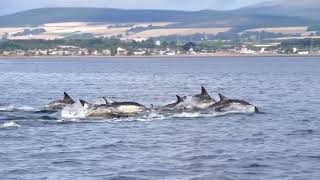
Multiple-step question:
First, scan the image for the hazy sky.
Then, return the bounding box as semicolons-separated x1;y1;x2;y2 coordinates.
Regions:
0;0;266;15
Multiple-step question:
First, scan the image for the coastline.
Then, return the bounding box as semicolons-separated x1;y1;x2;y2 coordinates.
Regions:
1;53;320;59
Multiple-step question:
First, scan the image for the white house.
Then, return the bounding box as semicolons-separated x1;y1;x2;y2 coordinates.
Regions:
298;51;309;55
117;47;128;55
133;37;147;42
102;49;111;56
240;47;256;54
134;50;146;55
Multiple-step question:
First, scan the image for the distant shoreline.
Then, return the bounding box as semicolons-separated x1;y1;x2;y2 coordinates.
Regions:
1;54;320;59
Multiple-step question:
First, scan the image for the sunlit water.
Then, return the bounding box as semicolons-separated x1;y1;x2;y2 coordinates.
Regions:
0;57;320;179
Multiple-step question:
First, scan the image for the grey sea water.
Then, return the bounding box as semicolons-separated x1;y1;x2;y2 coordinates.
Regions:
0;57;320;180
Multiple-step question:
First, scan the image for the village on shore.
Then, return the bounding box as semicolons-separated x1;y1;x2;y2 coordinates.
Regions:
1;40;320;57
1;24;320;58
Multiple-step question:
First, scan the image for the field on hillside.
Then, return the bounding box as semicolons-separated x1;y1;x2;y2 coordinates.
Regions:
127;28;231;39
0;23;313;41
0;22;231;40
244;26;309;35
0;28;24;34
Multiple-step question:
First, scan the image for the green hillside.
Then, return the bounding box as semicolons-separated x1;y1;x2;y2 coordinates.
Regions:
0;7;316;29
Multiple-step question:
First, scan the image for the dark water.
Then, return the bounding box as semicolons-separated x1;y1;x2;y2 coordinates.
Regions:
0;57;320;180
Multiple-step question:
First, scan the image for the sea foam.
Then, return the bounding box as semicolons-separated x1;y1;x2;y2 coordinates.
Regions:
0;105;38;112
0;121;20;128
61;103;89;118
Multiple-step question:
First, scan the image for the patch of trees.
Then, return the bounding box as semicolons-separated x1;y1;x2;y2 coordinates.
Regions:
280;39;320;50
64;33;95;40
152;28;288;44
308;25;320;36
240;31;288;41
0;38;176;51
308;25;320;32
182;42;196;51
127;25;162;33
13;28;46;36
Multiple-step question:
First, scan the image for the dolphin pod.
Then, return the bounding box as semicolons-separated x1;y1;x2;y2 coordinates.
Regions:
47;87;259;118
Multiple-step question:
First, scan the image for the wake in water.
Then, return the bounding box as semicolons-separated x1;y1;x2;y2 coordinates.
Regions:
0;103;258;122
61;102;91;118
0;105;38;112
0;104;57;114
0;121;20;129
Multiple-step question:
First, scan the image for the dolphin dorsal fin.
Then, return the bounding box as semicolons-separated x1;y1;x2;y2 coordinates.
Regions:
176;95;184;103
218;94;229;101
63;92;75;103
201;86;210;96
103;97;115;104
79;99;90;108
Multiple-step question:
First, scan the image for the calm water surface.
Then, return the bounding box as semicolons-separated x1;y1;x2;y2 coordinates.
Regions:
0;57;320;180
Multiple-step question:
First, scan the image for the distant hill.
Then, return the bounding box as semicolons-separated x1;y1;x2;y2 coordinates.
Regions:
234;0;320;21
0;7;317;29
0;8;189;26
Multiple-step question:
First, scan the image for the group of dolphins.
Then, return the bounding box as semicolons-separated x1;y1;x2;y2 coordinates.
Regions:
47;87;259;118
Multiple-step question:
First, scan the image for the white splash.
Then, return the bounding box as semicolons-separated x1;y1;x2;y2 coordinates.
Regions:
0;105;38;112
136;111;168;121
0;121;20;128
172;111;227;118
61;103;89;118
173;112;203;118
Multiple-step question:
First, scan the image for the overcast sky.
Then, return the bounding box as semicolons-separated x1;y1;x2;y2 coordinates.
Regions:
0;0;267;15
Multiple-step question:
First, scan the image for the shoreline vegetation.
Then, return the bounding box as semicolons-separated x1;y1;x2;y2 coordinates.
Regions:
1;38;320;59
1;31;320;59
1;53;320;59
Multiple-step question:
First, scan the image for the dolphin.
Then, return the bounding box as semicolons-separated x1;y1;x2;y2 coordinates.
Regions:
162;95;187;110
161;87;216;111
79;99;149;117
209;94;259;113
191;86;216;109
102;97;150;114
46;92;75;109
